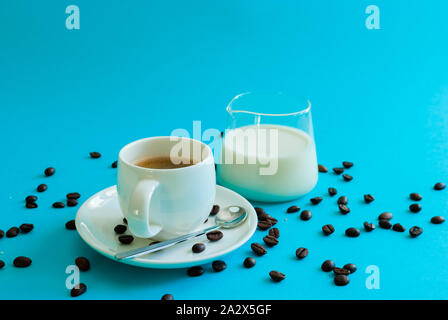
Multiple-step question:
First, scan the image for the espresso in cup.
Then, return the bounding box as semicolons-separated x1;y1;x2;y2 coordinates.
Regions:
135;156;197;169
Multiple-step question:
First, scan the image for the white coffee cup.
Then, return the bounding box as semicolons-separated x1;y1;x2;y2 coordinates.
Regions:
117;136;216;240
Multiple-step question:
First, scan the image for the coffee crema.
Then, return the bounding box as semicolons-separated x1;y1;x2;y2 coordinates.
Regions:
135;156;197;169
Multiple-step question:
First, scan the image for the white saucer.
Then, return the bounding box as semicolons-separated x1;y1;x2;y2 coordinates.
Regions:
75;185;257;269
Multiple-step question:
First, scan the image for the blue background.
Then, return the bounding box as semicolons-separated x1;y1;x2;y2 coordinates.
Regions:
1;0;448;299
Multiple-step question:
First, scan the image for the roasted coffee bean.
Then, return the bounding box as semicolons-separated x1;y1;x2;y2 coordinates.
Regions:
342;174;353;182
210;205;220;216
318;164;328;173
187;266;204;277
364;194;375;203
257;213;269;221
25;195;37;203
434;182;445;190
333;167;344;175
70;283;87;297
255;207;265;217
65;220;76;230
333;267;350;276
66;192;81;200
123;218;128;225
269;270;285;282
378;212;392;220
53;202;65;209
363;222;376;232
321;260;335;272
192;243;206;253
345;227;360;237
337;196;348;205
37;184;47;192
409;203;421;213
0;229;4;238
251;243;267;256
310;197;323;205
338;204;350;215
322;224;335;235
114;224;127;234
90;152;101;159
19;223;33;234
118;235;134;244
410;193;422;201
342;161;354;168
269;228;280;238
334;274;350;286
44;167;55;177
392;223;406;232
266;216;278;226
287;205;300;213
379;219;392;229
67;199;78;207
409;226;423;238
112;161;118;169
6;227;19;238
263;235;279;247
26;202;38;209
0;260;4;269
431;216;445;224
13;256;32;268
161;294;173;300
300;210;312;221
206;230;223;241
212;260;227;272
243;257;256;268
75;257;90;271
295;247;309;259
328;187;337;196
204;218;208;224
343;263;357;274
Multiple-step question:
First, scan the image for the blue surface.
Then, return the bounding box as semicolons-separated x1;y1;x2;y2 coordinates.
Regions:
1;0;448;299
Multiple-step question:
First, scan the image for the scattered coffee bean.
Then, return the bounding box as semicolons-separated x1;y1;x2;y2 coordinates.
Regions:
75;257;90;271
434;182;445;190
409;203;421;213
0;260;4;269
251;243;267;256
65;220;76;230
25;195;37;203
379;212;392;220
114;224;127;234
13;256;32;268
67;199;78;207
410;193;422;201
112;161;118;168
26;202;38;209
70;283;87;297
0;229;4;238
263;235;279;247
44;167;56;177
334;274;350;286
379;219;392;229
118;235;134;244
187;266;204;277
90;152;101;159
19;223;33;234
161;294;173;300
342;174;353;182
266;216;278;226
409;226;423;238
364;194;375;203
212;260;227;272
363;222;376;232
328;187;337;196
337;196;348;205
210;205;220;216
322;224;335;236
300;210;312;221
333;267;350;276
431;216;445;224
343;263;357;274
338;204;350;215
269;270;286;282
255;207;265;217
206;230;223;241
269;228;280;238
310;197;323;205
53;202;65;209
342;161;354;168
295;247;309;259
286;205;300;213
66;193;81;200
321;260;335;272
392;223;406;232
6;227;19;238
257;213;269;221
123;218;128;225
333;167;344;175
37;184;48;192
192;243;206;253
318;164;328;173
244;257;256;268
345;227;360;237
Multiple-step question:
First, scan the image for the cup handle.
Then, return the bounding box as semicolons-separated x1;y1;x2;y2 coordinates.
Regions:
126;179;162;238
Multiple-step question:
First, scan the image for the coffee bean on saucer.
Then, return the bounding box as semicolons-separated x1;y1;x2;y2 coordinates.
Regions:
333;167;344;175
206;230;223;241
263;235;279;247
161;294;173;300
321;260;335;272
338;204;350;215
342;161;354;169
90;152;101;159
345;228;360;237
409;226;423;238
112;161;118;169
300;210;312;221
333;267;350;276
212;260;227;272
322;224;335;236
310;197;323;205
269;270;285;282
26;202;38;209
379;212;392;220
210;205;220;216
13;256;32;268
114;225;127;234
244;257;256;268
187;266;204;277
255;207;265;217
67;199;78;207
204;218;208;224
75;257;90;271
434;182;445;190
392;223;406;232
6;227;19;238
0;229;4;238
334;274;350;286
265;216;278;226
269;227;280;238
431;216;445;224
318;164;328;173
364;194;375;203
65;220;76;230
66;193;81;200
123;218;128;225
192;243;206;253
118;235;134;244
337;196;348;205
19;223;33;234
70;283;87;297
53;202;65;209
342;174;353;182
328;187;337;197
287;205;300;213
343;263;357;274
409;203;421;213
251;243;267;256
379;219;392;229
0;260;4;269
44;167;55;177
37;184;48;192
25;195;37;203
295;247;309;259
410;193;422;201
